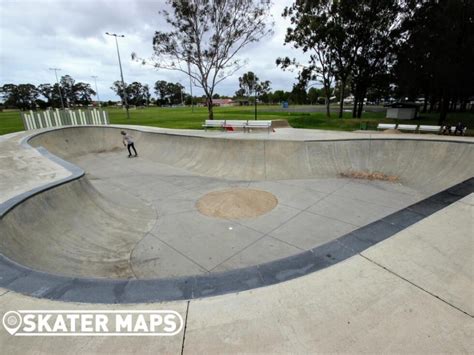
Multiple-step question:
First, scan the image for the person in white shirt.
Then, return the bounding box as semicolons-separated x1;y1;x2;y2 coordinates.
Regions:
121;131;138;157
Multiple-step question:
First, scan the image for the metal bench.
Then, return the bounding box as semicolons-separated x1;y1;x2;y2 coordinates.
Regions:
418;125;442;134
397;124;419;132
202;120;226;131
245;120;272;133
224;120;248;131
377;123;397;130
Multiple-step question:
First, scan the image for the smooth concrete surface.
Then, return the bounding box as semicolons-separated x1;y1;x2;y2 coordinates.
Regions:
1;149;421;279
363;194;473;316
0;196;472;353
183;195;473;354
0;126;473;352
0;126;473;281
0;131;70;205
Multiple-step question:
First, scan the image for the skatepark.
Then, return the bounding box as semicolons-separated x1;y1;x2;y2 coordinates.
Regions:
0;125;473;352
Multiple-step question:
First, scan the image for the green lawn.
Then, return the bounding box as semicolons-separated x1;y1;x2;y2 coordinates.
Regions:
1;105;472;136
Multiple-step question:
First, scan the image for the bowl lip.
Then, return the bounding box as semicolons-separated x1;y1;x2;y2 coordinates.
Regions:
0;126;472;304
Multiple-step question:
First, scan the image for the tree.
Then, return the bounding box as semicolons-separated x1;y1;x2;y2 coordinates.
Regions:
238;71;271;102
134;0;272;119
127;82;146;106
278;0;336;117
111;81;129;105
73;82;95;106
308;87;323;105
142;84;151;106
154;80;185;105
346;0;400;118
234;88;245;98
289;84;308;105
239;72;258;100
271;90;290;104
60;75;76;107
0;84;38;110
395;0;474;123
280;0;401;118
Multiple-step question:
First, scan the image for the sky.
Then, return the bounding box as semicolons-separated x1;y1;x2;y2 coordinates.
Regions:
0;0;309;101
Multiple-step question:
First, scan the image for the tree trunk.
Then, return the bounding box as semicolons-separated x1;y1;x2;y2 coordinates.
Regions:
438;95;449;125
325;97;330;117
357;99;364;118
338;79;345;119
422;94;428;113
207;98;214;120
352;97;358;118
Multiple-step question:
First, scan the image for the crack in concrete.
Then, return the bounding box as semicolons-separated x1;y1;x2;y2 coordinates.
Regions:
360;254;473;318
181;301;190;355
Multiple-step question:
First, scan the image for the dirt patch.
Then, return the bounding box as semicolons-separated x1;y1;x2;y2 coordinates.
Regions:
196;188;278;219
340;171;400;182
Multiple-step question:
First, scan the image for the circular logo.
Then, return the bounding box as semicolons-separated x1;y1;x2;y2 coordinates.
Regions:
2;311;22;335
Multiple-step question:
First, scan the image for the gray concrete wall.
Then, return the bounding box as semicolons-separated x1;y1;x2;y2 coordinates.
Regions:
29;126;474;192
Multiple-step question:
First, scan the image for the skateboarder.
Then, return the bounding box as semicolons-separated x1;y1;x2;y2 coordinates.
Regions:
121;130;138;157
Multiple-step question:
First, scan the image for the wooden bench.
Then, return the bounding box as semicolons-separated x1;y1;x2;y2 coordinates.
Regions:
245;120;272;133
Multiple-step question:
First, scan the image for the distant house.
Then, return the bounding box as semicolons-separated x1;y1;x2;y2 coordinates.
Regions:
209;98;237;107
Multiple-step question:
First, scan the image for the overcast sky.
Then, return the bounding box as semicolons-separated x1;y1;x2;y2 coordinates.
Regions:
0;0;309;101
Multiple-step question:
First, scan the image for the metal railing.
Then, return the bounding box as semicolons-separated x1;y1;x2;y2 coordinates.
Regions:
21;109;109;130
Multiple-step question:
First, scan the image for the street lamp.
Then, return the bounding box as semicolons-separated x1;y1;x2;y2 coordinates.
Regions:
187;59;194;113
49;67;65;110
105;32;130;119
91;76;101;108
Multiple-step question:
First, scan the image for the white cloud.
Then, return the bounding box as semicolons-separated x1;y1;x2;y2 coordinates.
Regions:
0;0;311;100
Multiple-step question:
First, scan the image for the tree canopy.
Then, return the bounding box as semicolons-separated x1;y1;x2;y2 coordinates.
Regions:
134;0;273;119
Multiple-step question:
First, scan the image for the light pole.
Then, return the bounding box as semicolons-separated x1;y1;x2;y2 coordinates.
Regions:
91;76;101;108
187;60;194;113
49;67;65;110
105;32;130;119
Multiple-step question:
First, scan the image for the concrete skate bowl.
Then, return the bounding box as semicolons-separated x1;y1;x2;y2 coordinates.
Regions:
0;126;472;304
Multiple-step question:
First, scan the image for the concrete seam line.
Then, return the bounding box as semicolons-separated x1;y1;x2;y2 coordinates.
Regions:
180;301;190;355
359;254;473;318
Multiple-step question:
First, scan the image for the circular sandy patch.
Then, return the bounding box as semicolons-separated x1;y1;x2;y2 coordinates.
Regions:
196;188;278;219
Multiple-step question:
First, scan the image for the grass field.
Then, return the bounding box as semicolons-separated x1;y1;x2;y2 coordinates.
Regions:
0;105;472;136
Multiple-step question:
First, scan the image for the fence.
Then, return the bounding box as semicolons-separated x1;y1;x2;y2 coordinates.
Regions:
21;109;109;131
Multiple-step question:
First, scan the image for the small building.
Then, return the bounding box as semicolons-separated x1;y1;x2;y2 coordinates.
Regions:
385;102;420;120
210;99;237;107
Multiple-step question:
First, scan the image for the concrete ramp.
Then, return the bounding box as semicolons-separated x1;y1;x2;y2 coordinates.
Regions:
0;126;473;282
29;126;474;192
0;177;155;278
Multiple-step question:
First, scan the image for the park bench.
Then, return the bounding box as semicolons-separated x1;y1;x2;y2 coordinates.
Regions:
418;125;442;133
202;119;273;133
245;120;273;133
397;124;418;132
224;120;248;131
202;119;226;131
377;123;397;130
